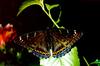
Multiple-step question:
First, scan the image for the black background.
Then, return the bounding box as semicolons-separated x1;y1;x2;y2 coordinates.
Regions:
0;0;100;66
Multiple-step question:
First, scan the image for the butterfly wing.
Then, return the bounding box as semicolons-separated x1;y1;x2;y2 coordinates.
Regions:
50;30;82;58
14;29;83;58
14;31;50;58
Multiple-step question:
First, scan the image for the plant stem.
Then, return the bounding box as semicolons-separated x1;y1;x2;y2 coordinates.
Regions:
83;56;90;66
42;8;60;28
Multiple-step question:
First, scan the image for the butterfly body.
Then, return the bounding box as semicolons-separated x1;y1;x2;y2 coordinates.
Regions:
14;29;82;58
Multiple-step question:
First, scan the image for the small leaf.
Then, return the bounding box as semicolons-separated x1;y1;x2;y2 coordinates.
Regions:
16;52;22;59
45;4;59;11
17;0;44;16
90;59;100;66
56;10;62;23
52;9;62;28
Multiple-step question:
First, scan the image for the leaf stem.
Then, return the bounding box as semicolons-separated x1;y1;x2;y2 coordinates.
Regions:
83;56;90;66
42;7;60;28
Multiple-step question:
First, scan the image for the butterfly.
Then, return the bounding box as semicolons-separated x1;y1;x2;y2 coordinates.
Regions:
14;28;83;58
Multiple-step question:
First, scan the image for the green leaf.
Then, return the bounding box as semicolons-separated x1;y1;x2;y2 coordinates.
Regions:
90;59;100;66
40;47;80;66
56;10;62;23
17;0;44;16
0;62;4;66
16;52;22;59
45;4;59;11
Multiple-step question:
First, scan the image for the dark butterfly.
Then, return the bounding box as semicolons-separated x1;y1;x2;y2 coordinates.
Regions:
14;29;83;58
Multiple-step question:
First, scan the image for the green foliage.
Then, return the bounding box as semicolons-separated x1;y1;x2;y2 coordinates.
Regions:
17;0;44;16
90;59;100;66
45;4;59;11
16;52;22;60
0;62;4;66
17;0;65;29
83;56;100;66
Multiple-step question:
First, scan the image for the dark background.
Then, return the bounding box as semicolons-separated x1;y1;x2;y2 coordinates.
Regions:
0;0;100;66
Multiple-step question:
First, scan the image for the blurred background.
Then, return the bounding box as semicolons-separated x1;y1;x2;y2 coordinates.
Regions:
0;0;100;66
